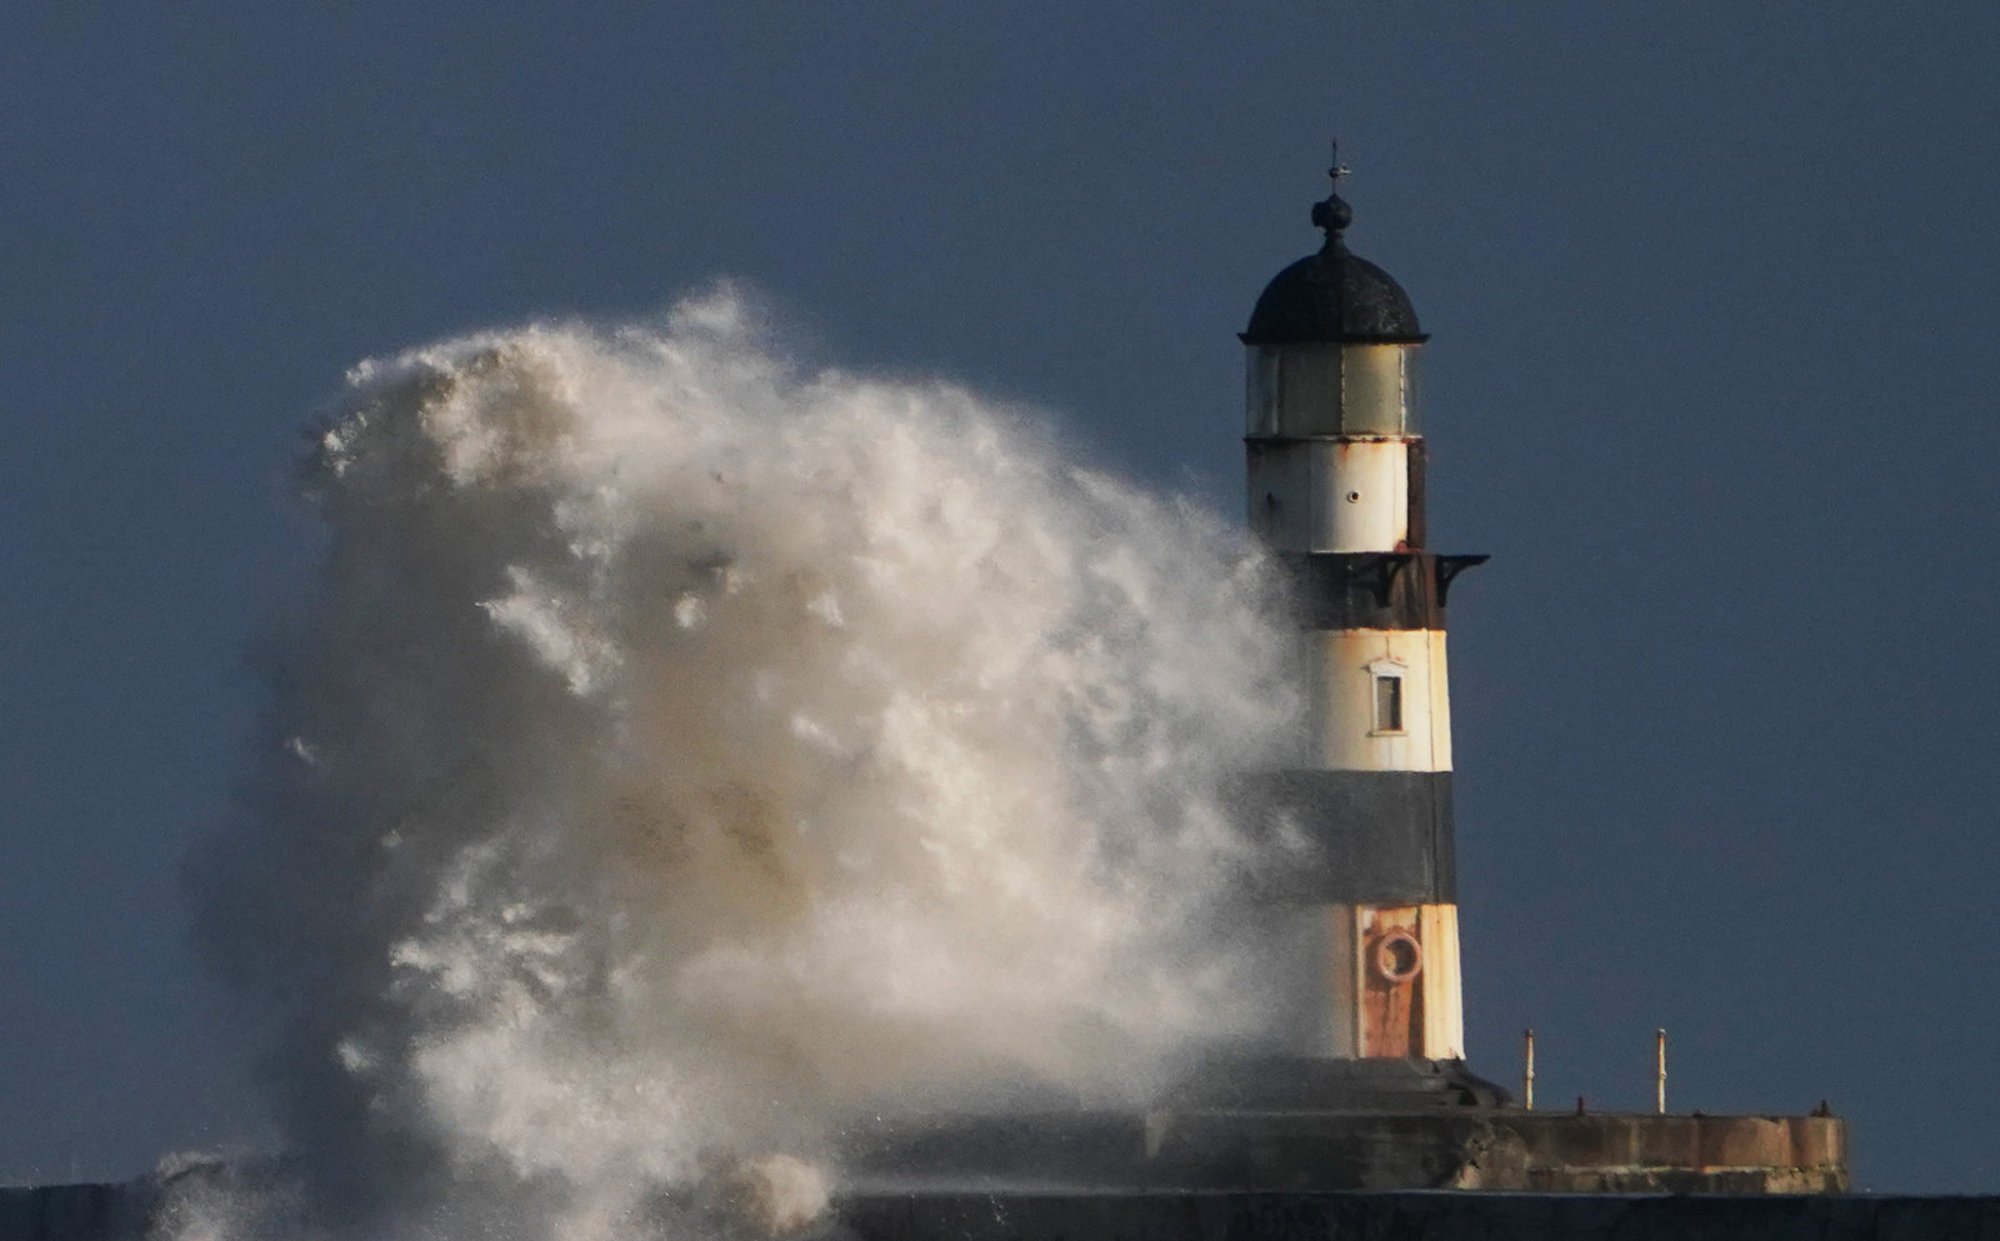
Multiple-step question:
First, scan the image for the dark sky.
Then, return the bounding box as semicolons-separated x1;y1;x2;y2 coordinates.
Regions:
4;3;1998;1192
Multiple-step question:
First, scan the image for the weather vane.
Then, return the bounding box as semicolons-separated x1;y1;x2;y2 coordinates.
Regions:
1312;138;1355;243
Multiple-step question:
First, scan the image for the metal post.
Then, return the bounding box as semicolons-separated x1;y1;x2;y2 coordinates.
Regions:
1655;1028;1667;1115
1523;1029;1536;1111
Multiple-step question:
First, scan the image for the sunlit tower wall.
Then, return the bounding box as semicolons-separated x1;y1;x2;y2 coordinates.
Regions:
1241;162;1485;1062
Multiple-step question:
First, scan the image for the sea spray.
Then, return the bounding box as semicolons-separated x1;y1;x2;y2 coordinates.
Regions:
185;288;1297;1239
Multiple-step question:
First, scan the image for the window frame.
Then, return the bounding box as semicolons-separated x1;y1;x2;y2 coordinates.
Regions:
1367;658;1408;736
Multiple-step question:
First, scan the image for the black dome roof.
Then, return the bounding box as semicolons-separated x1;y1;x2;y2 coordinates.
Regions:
1242;186;1425;345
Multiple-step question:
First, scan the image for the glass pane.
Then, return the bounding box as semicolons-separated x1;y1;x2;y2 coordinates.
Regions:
1246;347;1280;436
1374;674;1404;733
1340;345;1409;435
1403;349;1421;435
1277;345;1342;435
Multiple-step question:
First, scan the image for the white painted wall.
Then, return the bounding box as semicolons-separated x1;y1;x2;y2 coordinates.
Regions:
1257;904;1359;1058
1247;438;1412;553
1308;629;1453;773
1418;903;1466;1060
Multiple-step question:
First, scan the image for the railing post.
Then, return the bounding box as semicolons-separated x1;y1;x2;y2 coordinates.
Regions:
1655;1028;1668;1115
1523;1028;1536;1111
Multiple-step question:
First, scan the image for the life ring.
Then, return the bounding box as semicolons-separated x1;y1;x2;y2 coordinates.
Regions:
1374;929;1423;983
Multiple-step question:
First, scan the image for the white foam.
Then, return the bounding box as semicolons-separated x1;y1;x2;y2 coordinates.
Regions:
186;288;1295;1239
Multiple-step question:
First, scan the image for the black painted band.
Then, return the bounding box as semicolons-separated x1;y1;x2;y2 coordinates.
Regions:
1276;552;1486;631
1226;769;1456;904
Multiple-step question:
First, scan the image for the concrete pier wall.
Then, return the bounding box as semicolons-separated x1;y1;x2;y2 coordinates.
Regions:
9;1181;2000;1241
847;1105;1849;1194
842;1190;2000;1241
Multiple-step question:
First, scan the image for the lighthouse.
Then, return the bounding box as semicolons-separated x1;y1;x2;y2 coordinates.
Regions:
1241;154;1485;1066
851;156;1847;1197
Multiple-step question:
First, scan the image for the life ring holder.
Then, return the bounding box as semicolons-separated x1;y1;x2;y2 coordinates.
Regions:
1374;928;1424;983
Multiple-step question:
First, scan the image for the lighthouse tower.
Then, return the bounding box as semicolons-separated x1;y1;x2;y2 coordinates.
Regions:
1242;156;1484;1065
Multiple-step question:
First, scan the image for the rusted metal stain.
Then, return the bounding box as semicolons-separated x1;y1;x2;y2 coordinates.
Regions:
1358;905;1424;1057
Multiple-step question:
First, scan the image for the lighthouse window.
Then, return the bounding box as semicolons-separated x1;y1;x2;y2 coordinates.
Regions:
1373;673;1405;734
1246;347;1280;436
1340;345;1414;435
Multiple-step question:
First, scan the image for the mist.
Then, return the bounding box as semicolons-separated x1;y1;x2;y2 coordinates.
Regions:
177;289;1296;1239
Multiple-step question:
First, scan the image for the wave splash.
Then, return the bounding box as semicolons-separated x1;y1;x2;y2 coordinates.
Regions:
184;288;1294;1239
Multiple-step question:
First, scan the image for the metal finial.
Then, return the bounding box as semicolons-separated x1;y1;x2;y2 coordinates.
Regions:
1311;138;1354;247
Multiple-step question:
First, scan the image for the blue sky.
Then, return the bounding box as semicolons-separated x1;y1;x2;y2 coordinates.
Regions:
3;3;1998;1191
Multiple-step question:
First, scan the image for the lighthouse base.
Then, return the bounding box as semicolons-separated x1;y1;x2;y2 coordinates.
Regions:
844;1058;1847;1196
